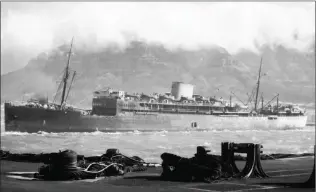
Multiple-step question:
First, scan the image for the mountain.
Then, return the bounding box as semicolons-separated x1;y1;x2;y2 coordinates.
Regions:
1;40;315;108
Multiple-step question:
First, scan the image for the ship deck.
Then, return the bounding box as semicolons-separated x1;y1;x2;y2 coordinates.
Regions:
1;156;314;192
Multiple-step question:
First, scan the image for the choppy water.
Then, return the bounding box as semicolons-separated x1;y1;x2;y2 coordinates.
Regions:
1;104;315;163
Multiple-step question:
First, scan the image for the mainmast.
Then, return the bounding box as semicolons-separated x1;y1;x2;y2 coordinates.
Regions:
60;37;74;108
254;57;263;112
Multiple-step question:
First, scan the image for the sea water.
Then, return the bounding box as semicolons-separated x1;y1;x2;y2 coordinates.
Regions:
1;104;315;163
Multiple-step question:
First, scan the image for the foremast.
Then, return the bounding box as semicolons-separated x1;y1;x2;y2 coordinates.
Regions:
254;57;263;113
53;37;76;109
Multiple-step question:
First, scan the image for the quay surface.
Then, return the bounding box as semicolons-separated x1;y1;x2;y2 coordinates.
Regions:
1;156;315;192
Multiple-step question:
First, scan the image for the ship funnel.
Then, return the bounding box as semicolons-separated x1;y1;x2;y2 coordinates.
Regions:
171;82;194;100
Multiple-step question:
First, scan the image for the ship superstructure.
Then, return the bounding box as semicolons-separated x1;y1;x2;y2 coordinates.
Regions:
91;81;305;118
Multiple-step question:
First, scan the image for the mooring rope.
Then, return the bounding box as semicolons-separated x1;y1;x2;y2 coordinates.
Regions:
82;162;120;174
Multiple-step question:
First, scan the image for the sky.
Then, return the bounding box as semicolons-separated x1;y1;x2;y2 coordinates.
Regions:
1;2;315;75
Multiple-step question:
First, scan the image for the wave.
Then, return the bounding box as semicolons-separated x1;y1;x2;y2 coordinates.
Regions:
1;126;314;137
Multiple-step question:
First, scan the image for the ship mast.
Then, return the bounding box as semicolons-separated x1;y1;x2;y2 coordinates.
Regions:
254;57;263;112
60;37;74;108
65;71;76;104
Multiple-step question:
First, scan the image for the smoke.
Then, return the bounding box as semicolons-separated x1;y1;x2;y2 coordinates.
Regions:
1;2;315;74
1;67;57;102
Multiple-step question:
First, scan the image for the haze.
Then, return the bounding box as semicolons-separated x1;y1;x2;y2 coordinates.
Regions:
1;2;315;74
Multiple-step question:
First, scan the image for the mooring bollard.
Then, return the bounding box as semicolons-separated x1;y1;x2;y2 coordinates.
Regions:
221;142;269;179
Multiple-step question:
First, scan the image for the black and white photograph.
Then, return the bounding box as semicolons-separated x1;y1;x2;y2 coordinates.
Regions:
1;1;315;191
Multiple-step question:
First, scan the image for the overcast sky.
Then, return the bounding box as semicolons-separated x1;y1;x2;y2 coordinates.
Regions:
1;2;315;74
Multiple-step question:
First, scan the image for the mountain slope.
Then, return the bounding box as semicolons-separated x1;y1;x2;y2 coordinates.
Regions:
1;41;315;108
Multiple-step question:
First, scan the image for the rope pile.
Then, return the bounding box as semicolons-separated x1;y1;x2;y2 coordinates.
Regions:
0;149;158;181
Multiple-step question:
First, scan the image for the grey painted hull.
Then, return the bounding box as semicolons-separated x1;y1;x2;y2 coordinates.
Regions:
4;104;308;133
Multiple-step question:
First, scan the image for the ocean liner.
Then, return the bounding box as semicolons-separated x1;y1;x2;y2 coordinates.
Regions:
4;41;308;133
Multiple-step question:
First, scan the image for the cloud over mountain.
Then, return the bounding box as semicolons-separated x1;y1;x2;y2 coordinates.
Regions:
1;2;315;74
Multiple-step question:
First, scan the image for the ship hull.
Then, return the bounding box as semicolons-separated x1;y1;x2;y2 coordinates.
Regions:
4;104;308;133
